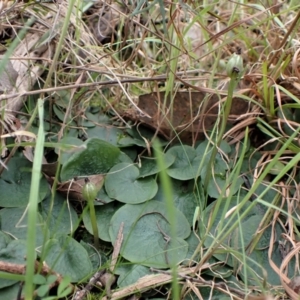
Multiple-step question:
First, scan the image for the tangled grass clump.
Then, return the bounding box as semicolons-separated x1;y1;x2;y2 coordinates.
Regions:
1;1;300;299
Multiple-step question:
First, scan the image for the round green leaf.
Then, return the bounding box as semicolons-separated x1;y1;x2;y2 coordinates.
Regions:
115;264;151;288
184;232;201;263
231;215;283;251
199;198;257;266
119;126;167;148
200;195;285;281
0;283;21;300
206;176;243;199
246;176;279;207
83;202;122;242
196;141;230;184
55;137;83;165
39;194;79;235
60;138;120;181
82;111;98;128
196;140;231;156
230;215;263;250
156;179;199;225
0;157;49;207
53;103;72;122
44;234;92;282
87;126;124;146
105;163;158;204
0;231;12;248
166;145;201;180
203;257;233;279
117;151;134;164
94;187;114;205
0;240;29;288
52;89;71;108
138;152;175;178
80;240;108;272
116;135;140;147
0;208;49;247
199;155;228;179
109;201;190;268
120;147;137;162
239;246;295;286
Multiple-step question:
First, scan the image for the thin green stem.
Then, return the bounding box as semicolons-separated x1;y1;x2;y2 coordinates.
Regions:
88;201;100;249
204;75;239;189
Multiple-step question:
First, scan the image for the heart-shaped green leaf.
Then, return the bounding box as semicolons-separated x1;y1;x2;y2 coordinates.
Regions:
0;207;49;247
205;175;243;198
166;145;202;180
87;126;124;146
80;240;108;272
60;138;120;181
0;240;30;288
0;283;23;300
39;194;79;235
83;202;122;242
105;163;158;204
115;264;151;288
0;157;48;207
238;246;295;286
44;234;92;282
109;200;190;268
199;197;257;266
196;140;231;156
118;126;167;148
138;152;175;178
56;137;84;165
155;179;199;225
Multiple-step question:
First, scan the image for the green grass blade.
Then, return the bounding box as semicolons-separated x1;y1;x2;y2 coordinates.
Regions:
24;98;45;300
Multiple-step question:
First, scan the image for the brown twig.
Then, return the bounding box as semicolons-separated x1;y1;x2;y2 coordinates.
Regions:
73;269;106;300
0;260;74;300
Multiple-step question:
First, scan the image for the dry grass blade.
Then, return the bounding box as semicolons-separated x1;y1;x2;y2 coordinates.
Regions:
280;243;300;299
195;2;282;50
102;266;202;300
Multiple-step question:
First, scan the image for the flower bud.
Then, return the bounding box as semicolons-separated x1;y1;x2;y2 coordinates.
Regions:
82;181;98;202
226;52;243;79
